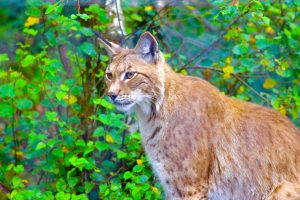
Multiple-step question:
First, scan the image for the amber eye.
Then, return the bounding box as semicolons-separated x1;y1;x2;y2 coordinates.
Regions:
124;71;136;80
105;73;113;80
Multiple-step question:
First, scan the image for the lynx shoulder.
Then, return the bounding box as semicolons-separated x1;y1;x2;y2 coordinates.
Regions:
97;32;300;200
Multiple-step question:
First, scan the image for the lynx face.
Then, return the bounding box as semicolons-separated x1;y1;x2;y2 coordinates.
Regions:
105;54;154;112
103;34;164;114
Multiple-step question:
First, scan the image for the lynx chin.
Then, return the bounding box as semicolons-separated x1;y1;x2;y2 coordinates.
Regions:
97;32;300;200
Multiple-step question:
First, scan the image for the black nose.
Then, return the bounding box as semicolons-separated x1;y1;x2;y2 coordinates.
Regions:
108;92;117;101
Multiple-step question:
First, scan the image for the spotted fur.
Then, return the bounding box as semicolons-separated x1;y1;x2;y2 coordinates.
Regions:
98;32;300;200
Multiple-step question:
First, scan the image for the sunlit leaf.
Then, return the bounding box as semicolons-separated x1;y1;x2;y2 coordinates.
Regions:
263;78;277;89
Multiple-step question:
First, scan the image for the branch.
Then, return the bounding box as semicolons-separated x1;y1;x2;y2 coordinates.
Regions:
115;0;125;44
231;73;268;102
0;181;10;194
178;3;251;72
188;65;268;102
58;44;73;78
124;4;170;41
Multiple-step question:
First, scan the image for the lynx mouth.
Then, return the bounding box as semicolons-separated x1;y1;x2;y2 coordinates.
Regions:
114;101;133;106
112;101;135;112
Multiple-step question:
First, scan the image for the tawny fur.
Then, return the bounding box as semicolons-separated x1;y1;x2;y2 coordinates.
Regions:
99;32;300;200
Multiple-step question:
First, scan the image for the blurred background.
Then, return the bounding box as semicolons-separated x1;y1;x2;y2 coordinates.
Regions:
0;0;299;199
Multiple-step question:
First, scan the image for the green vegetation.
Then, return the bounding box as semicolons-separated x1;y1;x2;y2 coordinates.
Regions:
0;0;299;199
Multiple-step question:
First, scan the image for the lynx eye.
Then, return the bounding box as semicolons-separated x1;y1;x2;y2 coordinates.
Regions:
124;71;136;80
105;72;113;81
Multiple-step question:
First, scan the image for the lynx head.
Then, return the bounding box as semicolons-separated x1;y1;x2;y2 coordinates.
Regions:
98;32;165;115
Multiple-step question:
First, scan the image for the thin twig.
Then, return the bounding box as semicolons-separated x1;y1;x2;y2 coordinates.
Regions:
178;3;251;72
0;182;10;194
115;0;125;44
188;65;268;102
231;73;268;102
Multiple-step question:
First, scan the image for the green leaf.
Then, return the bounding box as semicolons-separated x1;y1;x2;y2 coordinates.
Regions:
21;55;35;67
45;2;59;14
85;182;94;193
70;14;77;19
75;139;85;147
0;103;15;118
80;42;96;57
68;176;79;187
133;165;143;173
52;147;64;158
14;165;24;174
56;192;70;200
15;79;27;88
0;53;9;62
123;171;132;180
45;111;58;121
36;142;46;150
78;13;90;21
16;98;33;110
131;14;143;22
56;91;67;101
12;176;24;189
80;27;94;36
23;28;38;36
117;150;127;159
100;55;109;62
56;178;67;192
262;16;270;25
137;175;148;184
92;127;105;137
93;98;114;109
232;44;248;55
95;141;109;151
0;83;16;98
60;84;69;92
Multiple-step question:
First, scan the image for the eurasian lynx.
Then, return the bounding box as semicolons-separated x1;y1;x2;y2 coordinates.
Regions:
97;32;300;200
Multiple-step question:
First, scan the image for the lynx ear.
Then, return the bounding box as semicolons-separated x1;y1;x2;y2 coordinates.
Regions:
135;32;159;63
95;32;121;58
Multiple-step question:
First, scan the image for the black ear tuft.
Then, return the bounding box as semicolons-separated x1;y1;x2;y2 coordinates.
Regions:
135;32;159;62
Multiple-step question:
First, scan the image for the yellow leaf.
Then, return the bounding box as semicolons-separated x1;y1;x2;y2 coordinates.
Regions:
63;94;77;105
144;5;153;11
249;35;256;44
181;69;188;75
266;26;275;35
152;186;159;194
109;172;115;176
94;169;101;173
263;78;277;89
22;179;29;184
62;146;70;153
238;86;245;93
232;0;239;6
137;159;143;166
278;105;286;116
13;151;24;159
225;57;232;64
223;65;234;79
105;134;114;143
25;17;40;27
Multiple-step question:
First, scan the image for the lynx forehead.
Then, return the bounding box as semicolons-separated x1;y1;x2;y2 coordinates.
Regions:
98;32;300;200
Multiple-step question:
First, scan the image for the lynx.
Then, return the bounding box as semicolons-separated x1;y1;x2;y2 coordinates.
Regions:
97;32;300;200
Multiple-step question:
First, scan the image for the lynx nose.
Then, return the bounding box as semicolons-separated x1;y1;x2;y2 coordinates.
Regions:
108;92;118;101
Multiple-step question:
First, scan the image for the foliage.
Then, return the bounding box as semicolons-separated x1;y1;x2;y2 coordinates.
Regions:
0;0;299;199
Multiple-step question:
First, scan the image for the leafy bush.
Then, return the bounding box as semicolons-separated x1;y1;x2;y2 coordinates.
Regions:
0;0;299;199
